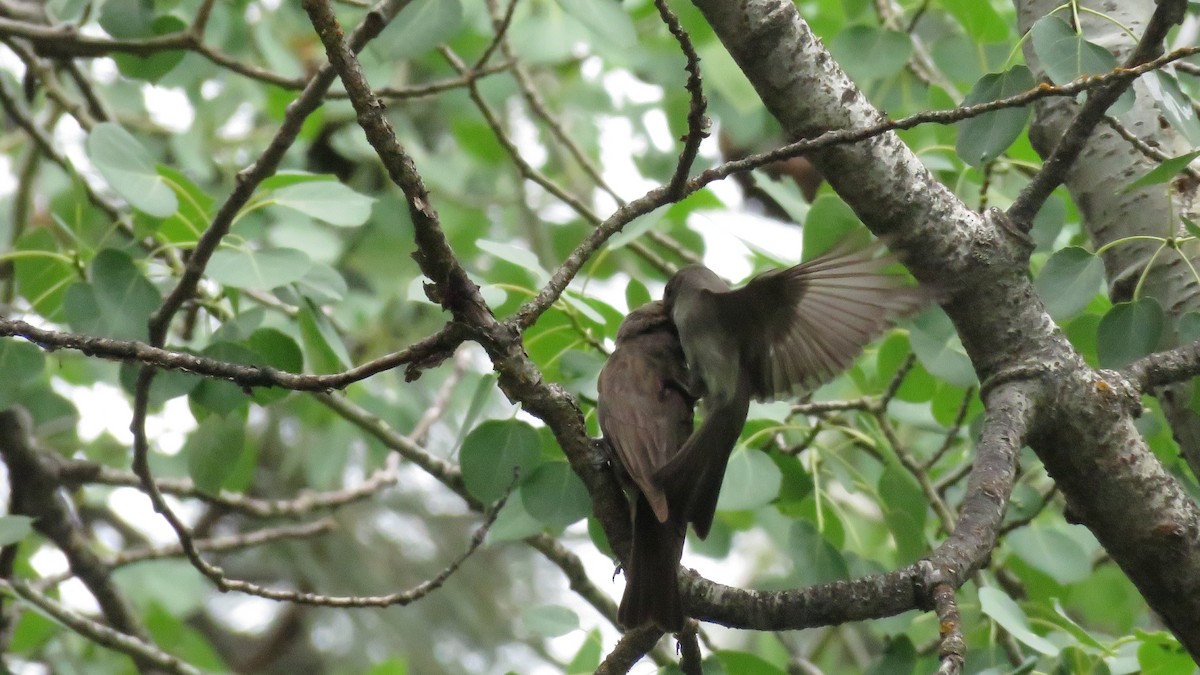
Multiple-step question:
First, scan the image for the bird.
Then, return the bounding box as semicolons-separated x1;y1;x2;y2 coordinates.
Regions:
596;300;695;632
657;239;931;540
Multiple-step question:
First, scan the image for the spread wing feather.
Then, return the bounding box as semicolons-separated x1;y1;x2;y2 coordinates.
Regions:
716;241;931;401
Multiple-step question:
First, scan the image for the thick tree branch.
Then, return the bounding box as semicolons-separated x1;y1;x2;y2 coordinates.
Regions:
1124;338;1200;392
924;383;1031;587
1008;0;1189;226
932;583;965;675
595;625;665;675
684;1;1200;657
1030;368;1200;654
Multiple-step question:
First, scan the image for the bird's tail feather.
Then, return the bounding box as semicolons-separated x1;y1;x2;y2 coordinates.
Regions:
618;494;686;632
654;395;750;540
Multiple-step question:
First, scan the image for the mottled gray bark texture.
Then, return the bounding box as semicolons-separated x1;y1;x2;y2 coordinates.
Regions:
1017;0;1200;474
691;0;1200;658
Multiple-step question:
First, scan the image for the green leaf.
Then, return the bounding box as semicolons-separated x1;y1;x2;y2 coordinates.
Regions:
1137;631;1192;675
716;448;782;512
189;342;261;416
49;0;90;22
1183;217;1200;241
1097;298;1163;369
1050;599;1106;650
979;587;1060;656
521;461;591;528
86;123;178;217
294;263;348;304
1032;194;1067;251
0;338;45;387
247;328;303;374
98;0;154;38
699;41;760;115
113;560;209;615
486;489;544;543
1143;72;1200;146
877;334;935;402
377;0;464;59
259;171;341;192
0;515;34;546
801;197;862;259
606;211;662;250
624;279;651;313
956;66;1035;167
557;0;637;49
452;373;500;453
940;0;1009;41
155;165;213;243
477;239;549;284
750;169;810;224
207;247;314;290
1054;646;1108;675
830;26;913;82
118;355;203;408
297;301;352;373
1031;16;1114;85
8;605;56;653
112;15;186;82
184;413;247;494
0;339;45;410
1035;246;1106;321
1178;311;1200;344
715;650;789;675
461;419;541;503
365;659;408;675
1125;151;1200;192
244;329;301;405
218;310;268;344
557;348;604;401
789;521;849;585
13;230;77;321
909;309;977;387
562;292;607;327
878;466;927;564
63;249;161;341
1007;525;1090;584
521;604;580;638
142;603;228;671
270;181;375;227
865;636;917;675
566;630;603;674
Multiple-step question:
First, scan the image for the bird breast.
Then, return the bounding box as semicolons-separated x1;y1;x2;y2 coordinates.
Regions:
672;289;740;404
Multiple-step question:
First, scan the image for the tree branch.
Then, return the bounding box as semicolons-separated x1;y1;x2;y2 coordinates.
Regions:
1;578;201;675
1123;338;1200;392
0;409;151;645
0;318;472;391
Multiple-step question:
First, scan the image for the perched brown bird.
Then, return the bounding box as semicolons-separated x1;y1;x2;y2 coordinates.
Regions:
597;301;695;632
657;240;930;540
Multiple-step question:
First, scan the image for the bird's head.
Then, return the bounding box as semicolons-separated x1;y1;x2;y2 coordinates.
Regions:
616;301;672;341
663;265;725;312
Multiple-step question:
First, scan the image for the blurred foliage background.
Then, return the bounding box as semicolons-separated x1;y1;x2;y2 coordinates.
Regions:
0;0;1198;673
